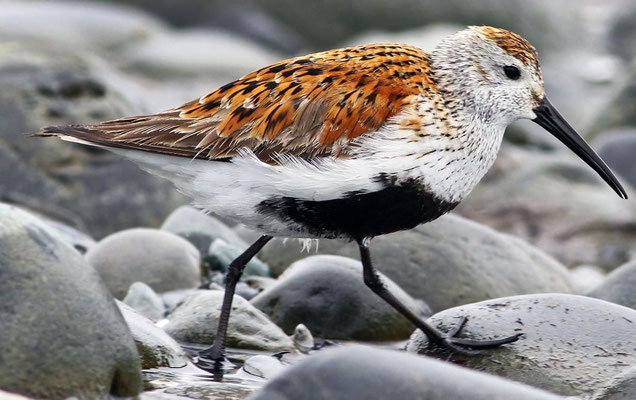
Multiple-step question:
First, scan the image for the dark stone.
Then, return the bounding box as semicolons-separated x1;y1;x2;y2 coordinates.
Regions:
250;345;563;400
250;255;429;340
0;203;142;399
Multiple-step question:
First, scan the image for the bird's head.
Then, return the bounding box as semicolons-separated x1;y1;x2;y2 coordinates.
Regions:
431;25;627;199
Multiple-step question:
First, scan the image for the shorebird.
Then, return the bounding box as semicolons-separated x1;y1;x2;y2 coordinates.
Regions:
36;26;627;362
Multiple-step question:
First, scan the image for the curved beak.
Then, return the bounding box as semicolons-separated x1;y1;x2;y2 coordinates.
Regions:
533;96;628;199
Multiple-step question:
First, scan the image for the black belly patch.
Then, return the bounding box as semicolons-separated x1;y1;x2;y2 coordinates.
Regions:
256;177;458;241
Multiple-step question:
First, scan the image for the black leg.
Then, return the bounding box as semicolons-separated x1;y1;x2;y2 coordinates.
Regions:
198;235;273;362
358;241;521;354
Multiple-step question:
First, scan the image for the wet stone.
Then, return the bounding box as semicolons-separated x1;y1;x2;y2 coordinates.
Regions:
406;293;636;397
591;366;636;400
161;206;247;256
86;228;201;299
0;203;141;399
588;260;636;309
250;345;563;400
207;238;270;278
117;302;188;369
123;282;165;322
162;290;294;353
250;255;429;341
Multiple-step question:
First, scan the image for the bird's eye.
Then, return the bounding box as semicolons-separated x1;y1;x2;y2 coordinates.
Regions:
503;66;521;80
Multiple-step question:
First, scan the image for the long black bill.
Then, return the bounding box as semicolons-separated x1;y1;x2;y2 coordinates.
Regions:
533;96;628;199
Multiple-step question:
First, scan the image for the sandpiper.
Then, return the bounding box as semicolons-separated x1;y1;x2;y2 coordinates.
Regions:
36;26;627;362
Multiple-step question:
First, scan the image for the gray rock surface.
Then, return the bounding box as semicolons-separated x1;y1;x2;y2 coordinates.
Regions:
457;146;636;270
123;282;166;322
163;290;294;352
588;260;636;309
593;129;636;189
590;61;636;136
570;265;606;294
0;1;165;53
86;228;201;299
207;238;270;277
249;346;563;400
0;40;187;238
0;203;141;399
117;302;188;369
122;28;278;79
161;206;247;255
406;293;636;397
250;255;428;340
239;215;574;312
591;366;636;400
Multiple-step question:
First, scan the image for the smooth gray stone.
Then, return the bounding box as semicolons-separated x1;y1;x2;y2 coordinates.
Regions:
591;366;636;400
161;206;247;256
249;346;564;400
0;203;141;399
117;302;188;369
163;290;294;352
406;293;636;397
588;259;636;309
251;255;429;341
123;282;165;322
86;228;201;299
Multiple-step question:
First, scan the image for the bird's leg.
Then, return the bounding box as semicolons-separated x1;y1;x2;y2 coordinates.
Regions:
357;241;521;355
198;235;273;363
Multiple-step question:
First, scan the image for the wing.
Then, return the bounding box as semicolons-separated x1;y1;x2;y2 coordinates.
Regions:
40;43;436;163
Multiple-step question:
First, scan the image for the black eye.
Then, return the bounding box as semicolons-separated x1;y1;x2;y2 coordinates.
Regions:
503;66;520;80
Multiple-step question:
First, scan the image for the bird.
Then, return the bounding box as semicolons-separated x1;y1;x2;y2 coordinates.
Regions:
35;26;627;364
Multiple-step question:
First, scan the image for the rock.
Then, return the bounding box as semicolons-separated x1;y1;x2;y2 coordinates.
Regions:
250;345;563;400
292;324;314;353
0;40;187;238
39;217;96;255
457;146;636;270
241;355;290;380
162;290;294;352
235;281;260;301
122;28;279;79
241;214;574;312
250;255;428;340
593;128;636;189
570;265;606;294
589;61;636;135
591;366;636;400
86;228;201;299
161;288;200;315
207;238;270;277
406;294;636;397
123;282;165;322
161;206;247;255
608;6;636;62
0;203;141;399
0;390;36;400
588;260;636;309
117;302;189;369
0;1;165;53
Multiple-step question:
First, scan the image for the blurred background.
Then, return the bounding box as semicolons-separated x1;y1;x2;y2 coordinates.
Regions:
1;0;636;270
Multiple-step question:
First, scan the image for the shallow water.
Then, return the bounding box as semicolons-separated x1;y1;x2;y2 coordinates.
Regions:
142;342;406;399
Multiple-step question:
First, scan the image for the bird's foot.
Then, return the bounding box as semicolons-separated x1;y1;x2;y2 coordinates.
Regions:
194;345;230;374
429;316;522;356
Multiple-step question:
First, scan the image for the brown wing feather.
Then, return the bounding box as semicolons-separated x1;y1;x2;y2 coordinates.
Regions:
39;43;437;163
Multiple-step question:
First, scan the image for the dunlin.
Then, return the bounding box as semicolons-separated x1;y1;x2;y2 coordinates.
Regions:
36;26;627;363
